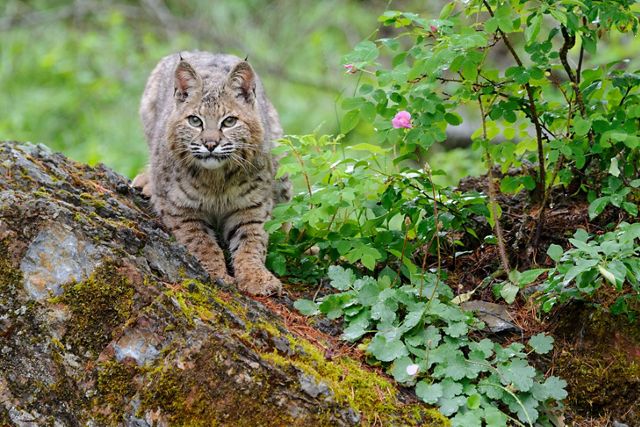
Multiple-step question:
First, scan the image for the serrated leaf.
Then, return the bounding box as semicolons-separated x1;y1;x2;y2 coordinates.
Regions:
293;299;319;316
542;376;568;400
470;338;494;358
391;356;416;383
499;358;536;392
327;266;355;290
415;380;443;404
444;321;468;338
438;395;467;416
442;352;468;380
484;407;508;427
528;333;554;354
452;408;483;427
479;374;504;400
366;334;407;362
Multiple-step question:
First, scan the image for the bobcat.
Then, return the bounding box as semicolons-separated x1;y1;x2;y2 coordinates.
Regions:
133;51;291;295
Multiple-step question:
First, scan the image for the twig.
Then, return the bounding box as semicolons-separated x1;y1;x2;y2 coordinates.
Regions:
482;0;546;202
478;96;511;274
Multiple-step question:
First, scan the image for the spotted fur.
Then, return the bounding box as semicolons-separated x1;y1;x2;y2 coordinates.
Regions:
134;51;291;295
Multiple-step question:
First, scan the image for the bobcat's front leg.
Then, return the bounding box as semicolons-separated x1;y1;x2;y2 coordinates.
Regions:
225;220;281;296
163;211;233;285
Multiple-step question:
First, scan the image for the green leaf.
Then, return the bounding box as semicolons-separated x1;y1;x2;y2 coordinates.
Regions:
547;244;564;262
445;112;463;126
499;358;536;392
598;264;617;287
542;376;568;400
415;381;443;404
391;356;416;383
528;333;554;354
327;266;355;290
367;334;408;362
442;353;468;381
573;117;591;136
357;280;383;306
499;282;520;304
512;268;547;285
452;408;483;427
588;197;610;219
444;321;468;338
525;13;542;44
341;109;360;134
466;394;482;410
349;142;388;155
318;293;354;319
484;407;508;427
293;299;319;316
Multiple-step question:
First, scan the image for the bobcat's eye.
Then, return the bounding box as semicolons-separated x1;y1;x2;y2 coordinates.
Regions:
221;116;237;128
187;115;203;127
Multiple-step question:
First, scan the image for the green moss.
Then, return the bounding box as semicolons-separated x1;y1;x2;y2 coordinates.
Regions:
138;342;299;426
555;305;640;424
79;192;107;209
92;360;141;424
255;324;449;426
0;240;22;290
55;262;135;356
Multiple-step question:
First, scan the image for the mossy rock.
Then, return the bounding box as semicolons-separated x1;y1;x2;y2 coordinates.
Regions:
553;303;640;425
0;141;447;425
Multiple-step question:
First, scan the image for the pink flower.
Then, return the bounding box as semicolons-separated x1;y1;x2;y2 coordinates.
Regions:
392;111;412;129
344;64;357;74
430;25;438;33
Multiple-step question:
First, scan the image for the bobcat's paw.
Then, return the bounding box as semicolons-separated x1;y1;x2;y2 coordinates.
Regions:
132;171;152;198
237;269;282;296
213;274;235;287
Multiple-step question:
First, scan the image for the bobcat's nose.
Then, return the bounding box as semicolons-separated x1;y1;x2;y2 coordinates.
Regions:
203;140;219;152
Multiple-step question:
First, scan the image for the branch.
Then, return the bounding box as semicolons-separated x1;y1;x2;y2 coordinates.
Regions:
482;0;546;202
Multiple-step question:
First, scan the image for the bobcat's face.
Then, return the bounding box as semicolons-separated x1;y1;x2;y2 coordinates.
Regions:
168;61;264;170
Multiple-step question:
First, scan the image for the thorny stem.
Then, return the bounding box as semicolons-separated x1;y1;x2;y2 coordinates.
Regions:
478;96;512;275
482;0;546;202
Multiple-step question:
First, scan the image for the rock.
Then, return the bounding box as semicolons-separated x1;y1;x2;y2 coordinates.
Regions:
461;300;520;333
0;142;446;426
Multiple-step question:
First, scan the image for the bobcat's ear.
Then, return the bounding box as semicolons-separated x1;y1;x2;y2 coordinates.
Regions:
228;61;256;104
174;60;201;103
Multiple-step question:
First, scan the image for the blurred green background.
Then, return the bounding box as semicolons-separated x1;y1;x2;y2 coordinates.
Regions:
6;1;635;182
0;0;442;178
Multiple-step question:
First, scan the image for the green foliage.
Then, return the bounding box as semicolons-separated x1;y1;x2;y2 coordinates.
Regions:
296;266;567;425
267;134;488;281
269;0;640;422
539;222;640;315
0;0;396;177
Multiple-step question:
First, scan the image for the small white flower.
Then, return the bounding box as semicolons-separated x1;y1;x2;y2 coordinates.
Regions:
406;364;419;376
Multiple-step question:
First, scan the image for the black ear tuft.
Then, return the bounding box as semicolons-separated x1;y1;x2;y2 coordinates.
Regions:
174;60;201;103
228;61;256;103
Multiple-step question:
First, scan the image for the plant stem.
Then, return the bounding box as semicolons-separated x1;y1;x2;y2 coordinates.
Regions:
478;96;511;275
482;0;546;202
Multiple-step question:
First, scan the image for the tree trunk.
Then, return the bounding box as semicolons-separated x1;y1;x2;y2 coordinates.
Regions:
0;142;447;426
